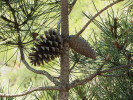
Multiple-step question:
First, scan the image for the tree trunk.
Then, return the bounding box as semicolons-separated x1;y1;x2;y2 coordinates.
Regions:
59;0;69;100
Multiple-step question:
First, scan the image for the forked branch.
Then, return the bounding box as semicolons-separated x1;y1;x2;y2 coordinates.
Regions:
69;62;132;88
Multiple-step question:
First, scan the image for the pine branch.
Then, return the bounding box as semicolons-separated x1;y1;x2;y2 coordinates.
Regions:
69;62;132;88
0;86;59;97
69;72;98;89
69;64;105;88
70;0;124;41
19;46;60;86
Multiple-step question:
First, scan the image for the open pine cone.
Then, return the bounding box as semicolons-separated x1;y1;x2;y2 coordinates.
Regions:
29;29;63;66
69;35;96;60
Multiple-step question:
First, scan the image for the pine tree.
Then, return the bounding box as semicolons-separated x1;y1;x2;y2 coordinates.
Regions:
0;0;132;100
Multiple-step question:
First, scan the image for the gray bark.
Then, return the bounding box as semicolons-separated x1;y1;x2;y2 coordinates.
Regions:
59;0;69;100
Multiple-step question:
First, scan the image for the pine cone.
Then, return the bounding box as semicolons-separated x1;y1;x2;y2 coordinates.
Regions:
69;35;96;60
29;29;63;66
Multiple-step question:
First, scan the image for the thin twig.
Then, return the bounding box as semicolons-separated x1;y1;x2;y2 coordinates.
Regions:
0;33;19;45
100;63;133;73
0;86;59;97
99;70;129;77
69;0;77;14
5;0;18;29
69;60;78;73
70;0;124;41
57;19;61;35
97;63;106;71
1;15;15;24
92;0;107;29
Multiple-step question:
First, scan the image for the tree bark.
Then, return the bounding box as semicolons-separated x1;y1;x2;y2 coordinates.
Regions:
59;0;69;100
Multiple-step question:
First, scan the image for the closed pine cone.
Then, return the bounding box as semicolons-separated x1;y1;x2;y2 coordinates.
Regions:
69;35;96;60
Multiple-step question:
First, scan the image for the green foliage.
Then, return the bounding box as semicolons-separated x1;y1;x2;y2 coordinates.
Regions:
68;2;133;99
83;6;133;66
75;5;133;100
